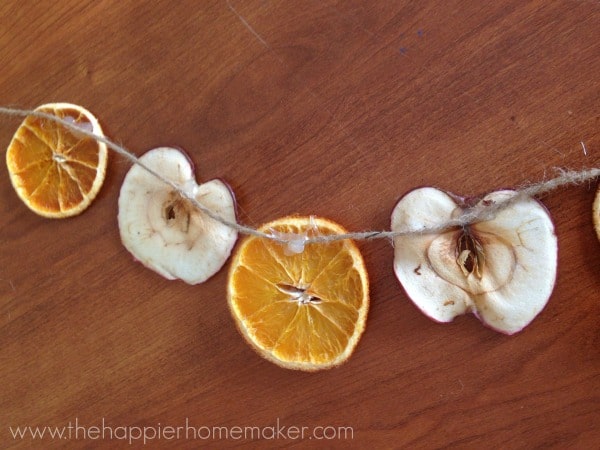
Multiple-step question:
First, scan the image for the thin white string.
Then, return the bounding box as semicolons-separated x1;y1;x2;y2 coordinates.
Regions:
1;106;599;246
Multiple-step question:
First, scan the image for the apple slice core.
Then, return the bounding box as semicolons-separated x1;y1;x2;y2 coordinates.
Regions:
427;230;516;295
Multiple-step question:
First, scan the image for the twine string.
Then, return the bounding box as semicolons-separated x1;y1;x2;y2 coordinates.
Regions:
1;106;599;248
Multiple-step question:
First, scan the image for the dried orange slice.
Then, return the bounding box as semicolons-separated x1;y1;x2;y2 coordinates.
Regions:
227;216;369;371
5;103;107;218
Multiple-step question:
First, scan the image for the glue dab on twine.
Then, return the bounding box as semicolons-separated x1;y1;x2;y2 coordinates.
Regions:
63;115;94;133
269;215;319;254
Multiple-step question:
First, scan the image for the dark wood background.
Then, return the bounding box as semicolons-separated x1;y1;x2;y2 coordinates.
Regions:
1;1;599;448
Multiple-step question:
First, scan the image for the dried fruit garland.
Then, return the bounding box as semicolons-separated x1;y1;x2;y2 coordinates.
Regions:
2;104;599;371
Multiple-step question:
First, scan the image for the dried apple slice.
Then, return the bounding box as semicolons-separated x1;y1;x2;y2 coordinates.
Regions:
118;147;237;284
594;185;600;242
391;187;557;334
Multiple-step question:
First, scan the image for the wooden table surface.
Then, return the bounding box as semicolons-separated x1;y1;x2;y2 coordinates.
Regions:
1;1;599;448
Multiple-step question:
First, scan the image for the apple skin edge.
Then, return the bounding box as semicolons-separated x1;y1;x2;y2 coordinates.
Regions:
593;185;600;242
390;186;558;335
213;176;239;222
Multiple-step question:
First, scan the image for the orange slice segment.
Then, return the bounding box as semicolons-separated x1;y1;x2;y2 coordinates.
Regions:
5;103;108;218
228;216;369;371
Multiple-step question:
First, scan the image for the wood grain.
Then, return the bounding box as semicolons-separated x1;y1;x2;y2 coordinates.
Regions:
1;1;599;448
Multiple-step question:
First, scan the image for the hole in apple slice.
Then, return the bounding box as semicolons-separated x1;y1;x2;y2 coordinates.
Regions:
456;228;485;278
162;194;192;233
427;229;516;295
